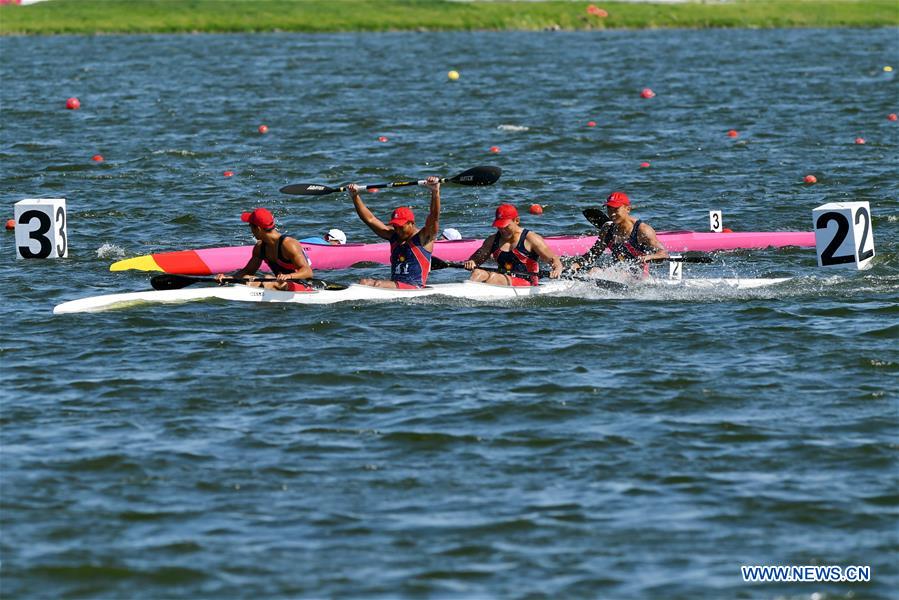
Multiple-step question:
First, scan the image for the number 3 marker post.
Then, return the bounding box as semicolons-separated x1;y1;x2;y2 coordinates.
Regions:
14;198;68;259
812;201;875;270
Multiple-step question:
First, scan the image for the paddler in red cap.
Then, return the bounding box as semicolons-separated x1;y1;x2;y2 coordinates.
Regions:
463;203;563;286
347;176;441;288
570;191;668;276
214;207;314;292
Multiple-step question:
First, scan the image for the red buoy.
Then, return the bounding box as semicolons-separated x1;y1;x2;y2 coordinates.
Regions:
804;175;817;184
888;113;898;121
223;170;234;177
5;219;14;231
378;136;388;143
66;97;80;110
489;146;501;153
258;125;268;134
640;88;655;99
855;137;865;145
587;121;596;127
91;154;104;162
727;129;739;138
529;204;543;215
640;161;650;168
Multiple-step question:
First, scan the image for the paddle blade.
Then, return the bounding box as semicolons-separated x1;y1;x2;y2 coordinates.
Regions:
151;274;198;290
590;278;630;292
309;279;349;291
448;166;502;187
279;183;340;196
582;207;610;228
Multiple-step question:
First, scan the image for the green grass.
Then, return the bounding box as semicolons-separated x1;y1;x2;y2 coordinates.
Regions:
1;0;897;35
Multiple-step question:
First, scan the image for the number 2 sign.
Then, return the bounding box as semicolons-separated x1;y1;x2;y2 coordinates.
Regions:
14;198;68;259
812;202;875;270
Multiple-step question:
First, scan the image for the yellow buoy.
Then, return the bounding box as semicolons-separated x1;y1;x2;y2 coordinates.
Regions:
884;66;893;73
447;70;460;81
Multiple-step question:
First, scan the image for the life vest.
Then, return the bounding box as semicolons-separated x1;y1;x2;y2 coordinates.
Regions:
390;231;432;287
490;228;540;285
258;235;313;291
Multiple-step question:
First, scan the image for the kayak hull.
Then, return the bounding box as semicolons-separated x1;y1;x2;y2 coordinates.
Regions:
53;277;792;314
109;231;816;275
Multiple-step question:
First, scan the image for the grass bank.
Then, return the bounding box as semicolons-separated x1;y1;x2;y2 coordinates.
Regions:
1;0;896;35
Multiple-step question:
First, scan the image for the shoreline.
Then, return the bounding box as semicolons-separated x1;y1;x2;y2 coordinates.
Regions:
2;0;897;35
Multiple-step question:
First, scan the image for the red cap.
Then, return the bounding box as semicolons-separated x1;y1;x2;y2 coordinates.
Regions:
388;206;415;226
492;203;519;228
241;208;275;230
605;192;630;208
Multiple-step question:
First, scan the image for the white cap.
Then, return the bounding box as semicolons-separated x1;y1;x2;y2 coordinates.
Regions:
325;228;347;244
441;227;462;241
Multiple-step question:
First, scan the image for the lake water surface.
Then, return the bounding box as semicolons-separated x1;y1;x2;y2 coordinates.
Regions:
1;29;897;599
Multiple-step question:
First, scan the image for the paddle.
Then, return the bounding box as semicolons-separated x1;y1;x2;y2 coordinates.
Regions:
582;207;611;228
150;274;347;291
430;257;631;291
279;165;502;196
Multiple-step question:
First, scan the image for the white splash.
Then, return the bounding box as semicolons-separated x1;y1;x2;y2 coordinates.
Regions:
497;124;530;132
96;243;125;259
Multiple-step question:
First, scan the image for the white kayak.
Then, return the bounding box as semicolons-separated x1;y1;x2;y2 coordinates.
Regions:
53;277;792;315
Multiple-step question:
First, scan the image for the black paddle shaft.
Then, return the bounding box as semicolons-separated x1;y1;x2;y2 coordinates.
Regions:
150;274;346;291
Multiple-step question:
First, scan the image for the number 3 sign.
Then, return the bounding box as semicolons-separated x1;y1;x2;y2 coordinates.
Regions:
14;198;68;259
812;202;875;270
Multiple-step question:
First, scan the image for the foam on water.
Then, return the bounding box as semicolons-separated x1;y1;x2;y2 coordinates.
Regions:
96;243;125;259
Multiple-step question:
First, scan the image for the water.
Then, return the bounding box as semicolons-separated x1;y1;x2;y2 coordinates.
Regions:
1;29;897;599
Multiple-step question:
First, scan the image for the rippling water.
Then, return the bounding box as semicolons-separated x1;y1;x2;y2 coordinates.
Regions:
1;29;897;599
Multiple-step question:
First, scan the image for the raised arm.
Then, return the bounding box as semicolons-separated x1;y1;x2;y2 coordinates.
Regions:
525;232;563;278
463;234;496;270
636;223;669;262
418;176;441;247
348;184;393;240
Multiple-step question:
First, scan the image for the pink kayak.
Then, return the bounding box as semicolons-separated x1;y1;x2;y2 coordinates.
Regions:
109;231;815;275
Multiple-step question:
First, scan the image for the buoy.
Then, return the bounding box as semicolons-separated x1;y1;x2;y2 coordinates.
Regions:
91;154;103;162
804;175;817;184
65;97;80;110
489;146;500;153
368;188;379;193
640;161;650;168
223;170;234;177
640;88;655;99
587;121;596;127
888;113;898;122
378;136;388;143
447;70;460;81
884;66;894;72
855;137;865;145
727;129;739;138
722;228;733;233
529;204;543;215
258;125;268;134
5;219;14;231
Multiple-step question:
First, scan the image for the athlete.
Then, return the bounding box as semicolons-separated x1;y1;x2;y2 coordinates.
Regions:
569;192;668;277
214;207;314;292
300;228;347;245
347;176;440;288
463;203;563;285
